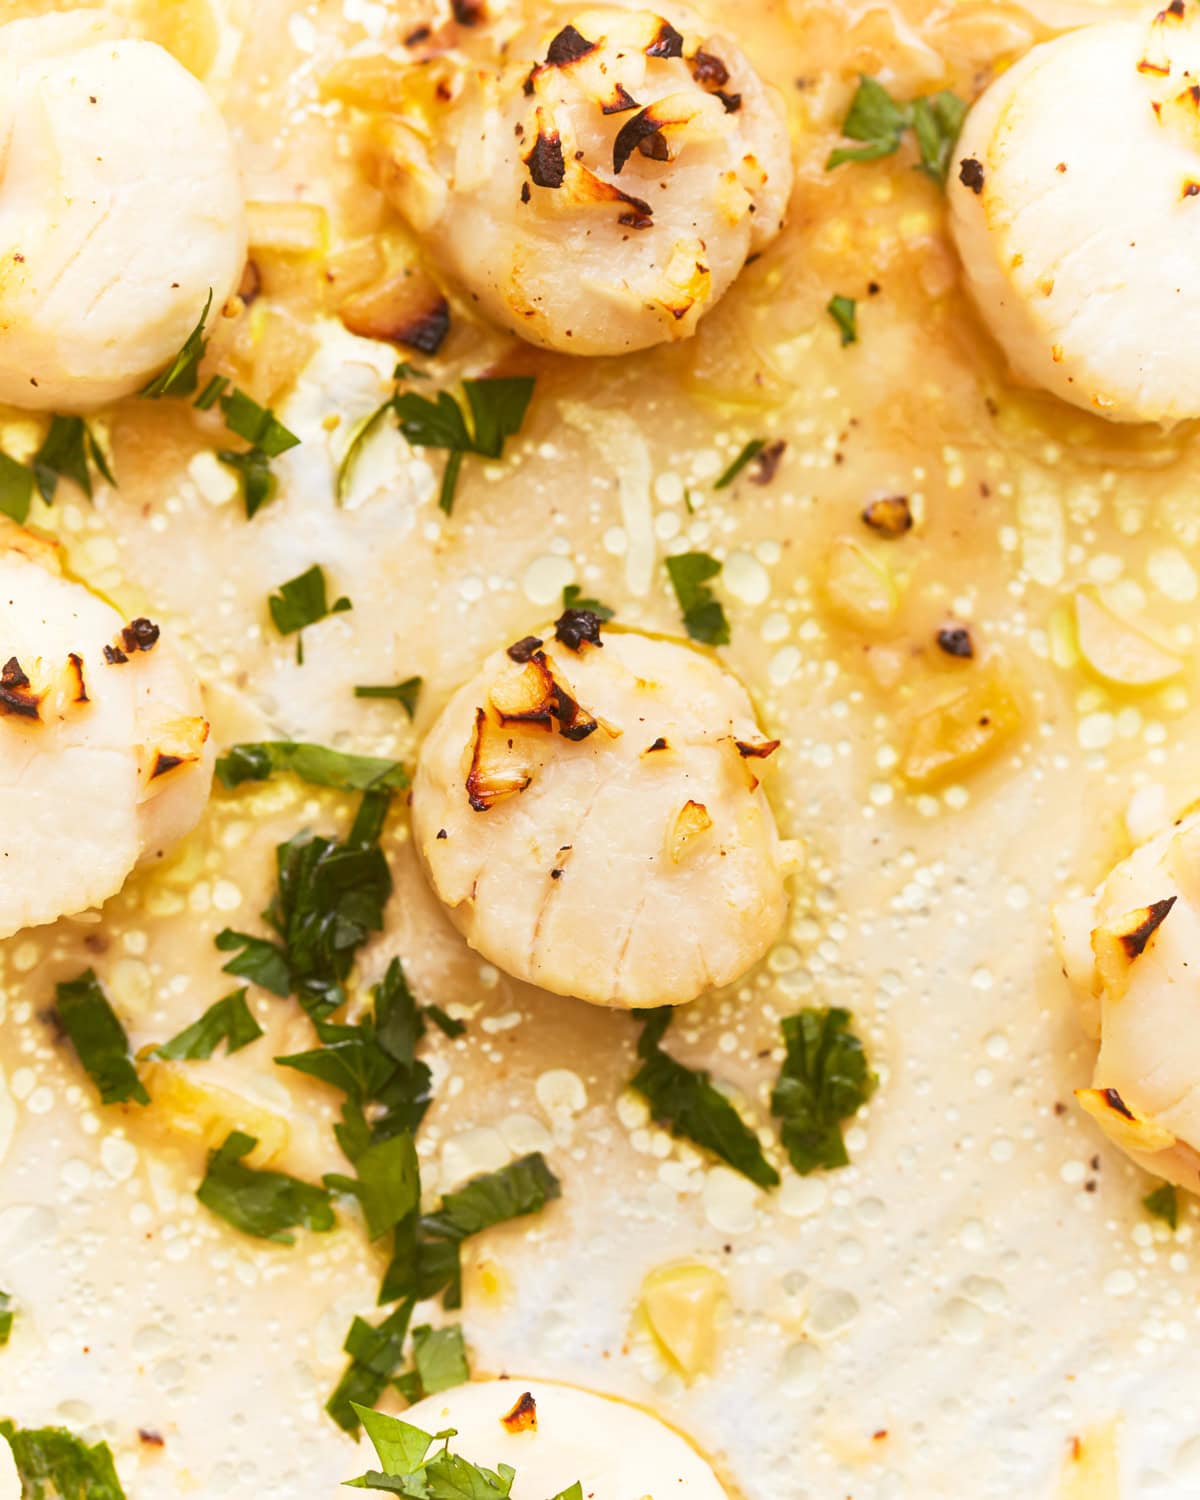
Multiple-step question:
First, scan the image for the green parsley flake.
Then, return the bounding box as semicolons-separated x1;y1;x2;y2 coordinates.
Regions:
140;290;212;398
1;1421;128;1500
327;1300;417;1434
410;1323;470;1398
268;563;352;661
216;388;301;518
394;376;535;514
1144;1181;1179;1231
154;989;262;1061
631;1009;779;1189
827;75;966;183
713;439;765;490
215;741;408;793
214;928;292;997
196;1129;335;1244
561;583;614;620
827;295;858;346
0;1290;13;1348
355;677;424;720
0;452;34;524
32;416;114;503
665;552;731;646
770;1006;877;1174
55;969;148;1107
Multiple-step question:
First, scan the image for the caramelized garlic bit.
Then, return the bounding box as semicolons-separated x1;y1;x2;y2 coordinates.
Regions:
899;663;1023;790
638;1260;726;1380
1054;805;1200;1189
861;495;913;538
414;625;794;1008
354;5;792;355
500;1392;538;1433
337;265;451;355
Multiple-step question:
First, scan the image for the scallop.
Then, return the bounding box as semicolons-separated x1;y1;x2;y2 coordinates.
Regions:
0;520;214;939
0;10;246;411
950;5;1200;423
361;1379;731;1499
412;615;797;1009
1053;805;1200;1189
373;5;793;355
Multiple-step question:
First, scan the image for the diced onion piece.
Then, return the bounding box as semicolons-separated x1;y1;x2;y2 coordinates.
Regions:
246;201;330;258
639;1261;726;1380
823;537;899;632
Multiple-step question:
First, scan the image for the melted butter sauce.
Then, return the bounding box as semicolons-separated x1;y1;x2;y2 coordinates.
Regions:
1;0;1198;1496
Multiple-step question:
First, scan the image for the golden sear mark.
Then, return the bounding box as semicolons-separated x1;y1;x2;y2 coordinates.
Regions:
1076;1086;1177;1154
466;707;534;812
1090;896;1176;1000
500;1391;537;1433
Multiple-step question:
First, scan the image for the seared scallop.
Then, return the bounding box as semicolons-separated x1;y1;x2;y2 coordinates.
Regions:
412;613;797;1009
0;10;246;411
366;1379;731;1498
950;5;1200;423
1053;806;1200;1190
370;5;793;355
0;521;214;939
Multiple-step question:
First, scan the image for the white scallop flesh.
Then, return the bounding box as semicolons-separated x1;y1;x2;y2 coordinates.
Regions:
0;11;246;411
367;1379;730;1499
1052;806;1200;1189
412;624;796;1009
383;5;793;354
949;6;1200;423
0;524;213;939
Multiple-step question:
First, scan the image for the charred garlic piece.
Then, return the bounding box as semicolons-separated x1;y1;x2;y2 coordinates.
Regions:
412;613;797;1008
950;4;1200;423
0;10;246;410
375;6;792;354
377;1380;730;1498
0;520;213;939
1053;806;1200;1189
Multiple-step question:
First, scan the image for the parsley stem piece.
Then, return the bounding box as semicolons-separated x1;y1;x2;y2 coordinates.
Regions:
827;295;858;346
354;677;423;720
770;1007;877;1175
0;452;34;524
631;1009;779;1189
665;552;731;646
0;1291;13;1347
196;1130;335;1244
713;439;765;490
56;969;148;1107
215;741;408;793
140;290;212;398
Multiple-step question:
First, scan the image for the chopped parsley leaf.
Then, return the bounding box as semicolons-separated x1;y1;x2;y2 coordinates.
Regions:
214;928;292;997
827;295;858;346
327;1300;417;1434
409;1323;470;1398
216;741;408;793
713;439;765;490
325;1130;420;1241
551;1489;584;1500
194;373;230;411
0;452;34;524
770;1007;877;1175
346;1408;520;1497
381;1153;562;1310
631;1009;779;1189
268;564;352;660
424;1005;466;1040
55;969;148;1107
196;1129;335;1244
0;1291;12;1348
355;677;423;720
561;584;614;620
32;416;114;503
216;388;300;518
140;290;213;398
395;376;535;514
665;552;731;646
1;1420;128;1500
1144;1181;1179;1230
827;75;966;183
154;989;262;1061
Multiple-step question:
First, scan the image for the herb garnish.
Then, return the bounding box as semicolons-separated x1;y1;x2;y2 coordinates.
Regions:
196;1129;335;1244
355;677;424;720
1144;1181;1179;1230
827;76;966;182
827;295;858;346
55;970;148;1107
215;928;293;997
327;1300;418;1433
33;416;114;503
268;563;353;662
714;439;765;490
140;291;213;399
561;583;614;620
217;389;301;518
399;376;535;514
631;1009;779;1189
0;452;34;524
408;1323;470;1398
1;1421;128;1500
665;552;731;646
380;1153;562;1310
770;1007;877;1174
154;989;262;1061
0;1291;12;1347
424;1005;466;1040
216;741;408;793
